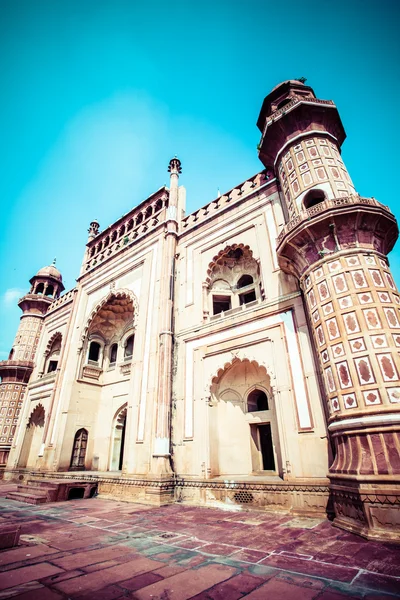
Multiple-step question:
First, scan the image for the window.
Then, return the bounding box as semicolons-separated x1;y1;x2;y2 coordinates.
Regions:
237;275;254;288
276;98;291;110
213;295;231;315
88;341;101;363
36;283;44;294
70;429;88;470
237;274;256;305
124;335;134;359
247;389;269;412
46;285;54;297
47;360;58;373
109;343;118;364
303;188;326;209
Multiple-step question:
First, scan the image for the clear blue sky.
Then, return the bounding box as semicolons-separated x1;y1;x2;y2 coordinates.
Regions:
0;0;399;357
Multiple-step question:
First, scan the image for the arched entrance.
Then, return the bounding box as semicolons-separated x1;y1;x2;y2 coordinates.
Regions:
18;404;45;468
110;406;127;471
209;358;280;477
70;429;88;470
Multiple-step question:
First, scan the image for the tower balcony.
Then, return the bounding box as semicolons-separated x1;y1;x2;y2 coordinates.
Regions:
0;360;34;383
276;195;398;278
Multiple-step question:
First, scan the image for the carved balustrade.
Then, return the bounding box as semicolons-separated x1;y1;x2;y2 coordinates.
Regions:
181;171;269;231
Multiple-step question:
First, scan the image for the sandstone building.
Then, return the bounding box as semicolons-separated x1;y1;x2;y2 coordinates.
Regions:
1;80;399;542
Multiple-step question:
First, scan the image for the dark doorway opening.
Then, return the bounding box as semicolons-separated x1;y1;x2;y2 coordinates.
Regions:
68;487;85;500
259;424;275;470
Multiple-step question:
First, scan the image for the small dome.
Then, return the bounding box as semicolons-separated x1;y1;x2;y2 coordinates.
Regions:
271;79;306;93
36;264;63;283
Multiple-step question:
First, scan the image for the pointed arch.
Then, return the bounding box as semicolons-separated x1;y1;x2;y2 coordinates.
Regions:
206;244;255;286
45;331;62;356
82;289;139;342
28;403;45;427
209;357;271;394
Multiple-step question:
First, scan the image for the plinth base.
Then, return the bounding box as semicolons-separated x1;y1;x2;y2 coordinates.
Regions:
330;477;400;542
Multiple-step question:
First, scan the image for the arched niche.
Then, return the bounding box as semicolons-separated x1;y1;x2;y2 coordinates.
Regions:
208;358;280;477
205;244;263;316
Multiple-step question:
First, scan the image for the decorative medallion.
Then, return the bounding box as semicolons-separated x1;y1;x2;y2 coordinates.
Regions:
336;361;353;389
363;390;381;405
343;393;357;409
354;356;375;385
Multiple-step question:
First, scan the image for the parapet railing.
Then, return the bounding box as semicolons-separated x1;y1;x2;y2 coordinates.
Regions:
263;96;335;134
181;170;269;231
276;195;392;247
84;191;169;272
47;288;77;313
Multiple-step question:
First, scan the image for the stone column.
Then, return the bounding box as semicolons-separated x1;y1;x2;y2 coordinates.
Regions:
152;158;181;478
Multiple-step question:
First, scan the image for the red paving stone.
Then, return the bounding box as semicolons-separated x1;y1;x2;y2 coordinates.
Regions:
53;556;164;595
0;490;399;599
243;577;322;599
133;563;238;600
0;561;64;590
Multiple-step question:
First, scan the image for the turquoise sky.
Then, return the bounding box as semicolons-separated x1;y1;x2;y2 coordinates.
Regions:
1;0;399;357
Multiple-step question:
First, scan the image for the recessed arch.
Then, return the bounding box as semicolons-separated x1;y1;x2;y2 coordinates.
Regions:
206;244;255;287
82;289;139;342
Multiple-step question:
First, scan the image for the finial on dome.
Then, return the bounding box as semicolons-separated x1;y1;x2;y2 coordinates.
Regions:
52;257;56;266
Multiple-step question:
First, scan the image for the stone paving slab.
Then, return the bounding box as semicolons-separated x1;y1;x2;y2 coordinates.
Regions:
0;486;399;599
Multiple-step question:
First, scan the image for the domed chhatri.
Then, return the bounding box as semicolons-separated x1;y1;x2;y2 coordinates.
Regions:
28;259;65;298
36;262;63;283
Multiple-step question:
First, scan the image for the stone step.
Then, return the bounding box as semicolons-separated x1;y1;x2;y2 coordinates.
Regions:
16;484;51;495
23;480;60;489
6;492;48;505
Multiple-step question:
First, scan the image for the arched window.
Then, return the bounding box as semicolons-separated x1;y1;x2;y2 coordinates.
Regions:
303;188;326;209
36;283;44;295
45;333;62;374
111;230;117;243
136;213;143;225
127;219;133;232
109;343;118;365
88;341;101;363
145;206;152;220
206;245;262;318
124;335;134;359
237;274;254;288
247;389;269;412
46;285;54;297
276;98;291;110
155;199;163;212
119;224;125;238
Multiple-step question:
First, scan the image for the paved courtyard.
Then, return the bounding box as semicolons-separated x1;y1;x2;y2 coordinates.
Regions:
0;483;399;599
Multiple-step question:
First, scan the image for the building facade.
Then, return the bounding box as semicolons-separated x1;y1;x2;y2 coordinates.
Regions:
1;80;400;542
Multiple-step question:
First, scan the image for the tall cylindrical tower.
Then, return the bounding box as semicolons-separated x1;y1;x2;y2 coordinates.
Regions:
258;80;400;542
0;263;64;468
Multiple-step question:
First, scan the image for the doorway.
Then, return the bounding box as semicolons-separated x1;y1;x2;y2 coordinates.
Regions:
70;429;88;470
18;405;45;468
110;406;127;471
258;424;275;470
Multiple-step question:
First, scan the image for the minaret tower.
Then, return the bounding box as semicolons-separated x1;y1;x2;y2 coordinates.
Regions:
258;80;400;542
0;262;64;468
